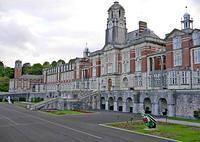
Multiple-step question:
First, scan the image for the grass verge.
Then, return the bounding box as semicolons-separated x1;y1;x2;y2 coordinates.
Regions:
107;121;200;142
42;109;91;115
168;117;200;123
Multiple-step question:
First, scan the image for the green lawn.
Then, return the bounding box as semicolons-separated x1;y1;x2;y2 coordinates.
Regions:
43;109;90;115
168;117;200;123
107;121;200;142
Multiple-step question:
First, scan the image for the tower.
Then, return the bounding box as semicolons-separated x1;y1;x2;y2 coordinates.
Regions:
83;47;90;58
105;1;127;45
181;7;193;30
14;60;22;78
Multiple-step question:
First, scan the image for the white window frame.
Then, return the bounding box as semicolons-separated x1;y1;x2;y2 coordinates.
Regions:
193;31;200;46
135;48;141;57
173;36;181;49
173;50;182;66
181;71;188;85
194;48;200;64
135;60;141;72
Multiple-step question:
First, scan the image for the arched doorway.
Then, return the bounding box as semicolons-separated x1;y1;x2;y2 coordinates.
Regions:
101;97;106;110
158;98;167;115
126;97;133;113
117;97;123;111
108;79;112;91
143;98;152;114
108;97;114;110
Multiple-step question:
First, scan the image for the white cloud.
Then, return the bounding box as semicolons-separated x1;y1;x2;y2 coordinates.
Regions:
0;0;199;67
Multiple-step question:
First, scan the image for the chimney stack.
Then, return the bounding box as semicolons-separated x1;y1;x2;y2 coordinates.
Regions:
139;21;147;33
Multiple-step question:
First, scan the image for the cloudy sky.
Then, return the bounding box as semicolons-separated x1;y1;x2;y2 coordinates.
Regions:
0;0;199;67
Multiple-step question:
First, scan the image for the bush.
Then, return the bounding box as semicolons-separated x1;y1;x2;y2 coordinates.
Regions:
31;97;44;103
0;98;2;102
193;109;200;119
3;98;7;102
19;97;26;102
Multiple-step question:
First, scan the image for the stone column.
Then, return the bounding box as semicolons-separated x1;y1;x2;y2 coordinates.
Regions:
122;102;127;112
57;99;64;110
133;103;138;113
160;55;164;87
114;101;118;111
152;57;155;71
147;57;150;72
152;103;159;115
105;101;109;110
168;104;175;117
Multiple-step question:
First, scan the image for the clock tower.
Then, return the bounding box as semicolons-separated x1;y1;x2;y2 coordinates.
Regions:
105;1;127;45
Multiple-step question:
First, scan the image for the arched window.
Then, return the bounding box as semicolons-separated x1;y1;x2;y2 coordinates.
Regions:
123;77;128;88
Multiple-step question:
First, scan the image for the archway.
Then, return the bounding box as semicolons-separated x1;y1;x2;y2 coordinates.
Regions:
126;97;133;113
108;97;114;110
117;97;123;111
143;98;152;114
158;98;167;115
101;97;106;110
108;79;112;91
123;77;128;88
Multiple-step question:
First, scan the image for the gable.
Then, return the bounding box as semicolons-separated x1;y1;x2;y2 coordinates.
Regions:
165;29;186;39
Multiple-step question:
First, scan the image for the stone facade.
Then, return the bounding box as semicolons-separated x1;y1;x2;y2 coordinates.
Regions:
9;2;200;118
40;2;200;117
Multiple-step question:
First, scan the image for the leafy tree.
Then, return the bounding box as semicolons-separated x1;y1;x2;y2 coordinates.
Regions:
22;63;31;74
51;61;57;67
0;66;4;77
31;63;43;75
23;63;31;67
57;59;65;65
4;67;14;79
0;61;4;67
43;61;50;68
0;77;9;92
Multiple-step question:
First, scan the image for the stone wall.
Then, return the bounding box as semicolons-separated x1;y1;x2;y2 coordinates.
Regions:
100;89;200;118
175;90;200;118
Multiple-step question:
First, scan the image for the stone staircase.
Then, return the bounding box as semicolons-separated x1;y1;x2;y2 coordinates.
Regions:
29;97;59;110
77;91;99;110
29;90;100;110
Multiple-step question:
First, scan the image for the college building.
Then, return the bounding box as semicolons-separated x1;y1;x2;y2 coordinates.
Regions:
9;2;200;118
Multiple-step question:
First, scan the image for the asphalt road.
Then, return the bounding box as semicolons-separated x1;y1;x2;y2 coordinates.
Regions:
0;103;174;142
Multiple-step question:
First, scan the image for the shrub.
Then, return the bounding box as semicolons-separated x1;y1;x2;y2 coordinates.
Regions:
31;97;44;103
19;97;26;102
193;109;200;119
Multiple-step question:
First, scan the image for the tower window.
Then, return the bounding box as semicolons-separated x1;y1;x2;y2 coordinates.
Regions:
119;10;121;17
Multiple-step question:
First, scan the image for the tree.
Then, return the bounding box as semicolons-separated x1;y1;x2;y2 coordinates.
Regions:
0;61;4;67
0;77;9;92
31;63;43;75
4;67;14;79
0;66;4;77
57;59;65;65
23;63;31;67
43;61;50;68
51;61;57;67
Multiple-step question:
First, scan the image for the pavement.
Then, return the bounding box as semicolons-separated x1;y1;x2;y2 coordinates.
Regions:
157;118;200;127
0;103;176;142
